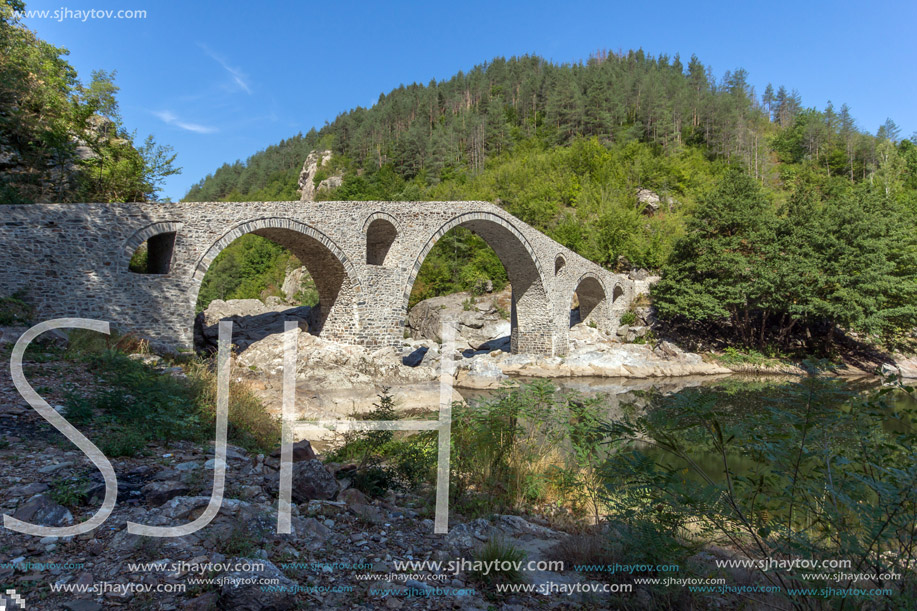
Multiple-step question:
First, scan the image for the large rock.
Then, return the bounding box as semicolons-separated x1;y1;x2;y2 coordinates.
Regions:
891;354;917;379
270;439;316;462
289;459;339;502
297;150;342;202
195;299;312;351
636;188;661;215
219;558;296;610
237;328;436;390
406;288;512;350
12;494;73;527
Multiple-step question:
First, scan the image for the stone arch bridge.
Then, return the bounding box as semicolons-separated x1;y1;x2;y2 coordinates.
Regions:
0;201;652;356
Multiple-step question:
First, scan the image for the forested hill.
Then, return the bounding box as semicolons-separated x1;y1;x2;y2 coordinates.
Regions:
186;52;917;349
186;50;913;202
185;50;915;266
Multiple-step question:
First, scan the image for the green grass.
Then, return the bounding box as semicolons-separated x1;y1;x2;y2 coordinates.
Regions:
0;291;33;325
471;537;527;586
61;339;281;456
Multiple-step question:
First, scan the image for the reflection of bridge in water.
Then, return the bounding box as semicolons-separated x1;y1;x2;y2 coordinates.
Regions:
0;200;651;355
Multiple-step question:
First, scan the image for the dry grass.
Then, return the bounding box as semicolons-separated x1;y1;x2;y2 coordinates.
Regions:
187;360;281;454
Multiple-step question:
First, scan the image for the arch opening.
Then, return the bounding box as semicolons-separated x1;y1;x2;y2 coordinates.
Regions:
128;231;176;274
554;255;566;275
403;213;552;356
192;220;360;352
612;284;624;302
366;218;397;265
570;275;608;330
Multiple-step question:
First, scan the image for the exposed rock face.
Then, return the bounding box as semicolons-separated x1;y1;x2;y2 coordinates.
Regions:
636;188;677;215
406;288;512;351
297;150;343;202
887;354;917;379
454;339;732;389
280;266;308;303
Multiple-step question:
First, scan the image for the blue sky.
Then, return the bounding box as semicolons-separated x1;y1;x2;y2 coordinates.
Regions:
21;0;917;201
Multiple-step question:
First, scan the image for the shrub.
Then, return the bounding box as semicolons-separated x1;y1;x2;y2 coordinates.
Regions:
471;537;527;586
63;342;279;456
62;391;94;424
325;389;437;495
604;366;917;605
618;310;637;326
49;476;90;508
450;381;609;518
187;360;281;454
0;291;33;325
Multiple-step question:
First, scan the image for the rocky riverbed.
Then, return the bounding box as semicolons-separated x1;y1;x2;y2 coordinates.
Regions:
193;292;740;423
0;341;775;610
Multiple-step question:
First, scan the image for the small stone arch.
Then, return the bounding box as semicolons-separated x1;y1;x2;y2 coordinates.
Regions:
612;284;625;303
403;211;553;354
571;272;609;330
123;222;183;274
554;254;566;275
192;217;363;342
363;213;400;266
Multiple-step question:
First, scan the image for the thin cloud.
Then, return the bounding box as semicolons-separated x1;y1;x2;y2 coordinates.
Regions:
197;42;252;94
153;110;218;134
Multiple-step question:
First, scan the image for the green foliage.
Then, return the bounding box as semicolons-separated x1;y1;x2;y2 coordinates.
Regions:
450;380;610;518
78;350;206;456
128;243;149;273
0;8;179;203
0;291;33;325
604;372;917;604
715;346;787;367
196;234;296;311
325;388;437;496
184;53;916;331
49;476;90;508
654;168;917;348
618;310;637;326
62;391;94;424
62;336;279;456
471;537;527;586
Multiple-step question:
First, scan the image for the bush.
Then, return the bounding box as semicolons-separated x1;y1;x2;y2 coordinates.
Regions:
325;389;437;495
618;310;637;326
604;367;917;605
187;360;281;454
0;291;33;325
450;381;609;520
471;537;527;586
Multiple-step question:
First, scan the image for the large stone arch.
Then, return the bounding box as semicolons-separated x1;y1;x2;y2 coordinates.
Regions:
191;217;363;343
402;211;554;355
570;272;610;331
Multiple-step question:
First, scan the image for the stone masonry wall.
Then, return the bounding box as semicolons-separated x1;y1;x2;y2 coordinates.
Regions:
0;201;647;356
